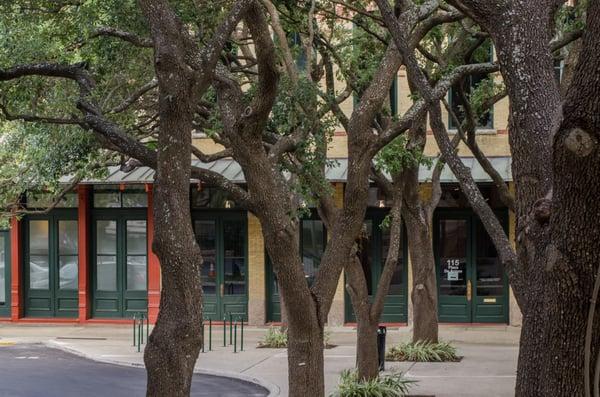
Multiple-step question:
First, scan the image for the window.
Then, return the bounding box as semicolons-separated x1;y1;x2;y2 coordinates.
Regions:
449;42;494;130
27;192;78;208
93;185;147;208
191;187;236;209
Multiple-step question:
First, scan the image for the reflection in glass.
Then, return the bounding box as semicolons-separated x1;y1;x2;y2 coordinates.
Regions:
59;256;78;290
382;224;404;295
438;219;468;296
0;236;5;304
127;256;147;290
29;221;49;289
195;220;217;295
59;221;78;255
301;220;325;286
94;192;121;208
224;221;245;295
97;221;117;254
127;221;147;255
97;255;117;291
122;192;147;208
475;219;504;296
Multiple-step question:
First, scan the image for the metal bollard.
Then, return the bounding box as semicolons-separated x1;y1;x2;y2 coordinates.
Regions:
377;326;387;371
137;317;142;352
201;322;205;353
234;322;237;353
229;313;233;345
132;313;137;346
223;316;227;347
146;313;149;340
140;313;145;345
240;316;244;352
209;319;212;351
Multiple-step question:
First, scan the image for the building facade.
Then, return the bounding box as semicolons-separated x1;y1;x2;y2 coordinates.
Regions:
0;67;522;327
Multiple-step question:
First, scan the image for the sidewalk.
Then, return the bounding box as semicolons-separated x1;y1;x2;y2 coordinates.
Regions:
0;323;520;396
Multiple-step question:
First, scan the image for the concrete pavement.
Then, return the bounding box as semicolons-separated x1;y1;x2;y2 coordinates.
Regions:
0;323;520;396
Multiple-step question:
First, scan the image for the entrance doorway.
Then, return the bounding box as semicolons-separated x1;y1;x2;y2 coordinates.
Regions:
92;213;148;318
434;211;509;323
0;230;10;317
194;213;247;321
23;212;78;318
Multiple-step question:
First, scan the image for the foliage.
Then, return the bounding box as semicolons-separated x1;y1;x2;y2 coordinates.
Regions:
375;135;433;177
386;340;459;362
330;370;414;397
257;326;288;348
257;326;335;348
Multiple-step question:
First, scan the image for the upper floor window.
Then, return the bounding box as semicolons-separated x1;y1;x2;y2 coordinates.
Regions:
93;185;147;208
448;41;494;130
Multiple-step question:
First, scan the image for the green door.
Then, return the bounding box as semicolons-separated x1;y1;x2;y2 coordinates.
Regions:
435;211;508;323
92;212;148;318
0;230;10;317
24;212;78;318
266;218;325;323
345;215;408;324
194;213;247;321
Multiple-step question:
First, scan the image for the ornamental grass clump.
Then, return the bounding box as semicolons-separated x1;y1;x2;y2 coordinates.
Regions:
257;326;288;348
386;340;459;362
330;370;414;397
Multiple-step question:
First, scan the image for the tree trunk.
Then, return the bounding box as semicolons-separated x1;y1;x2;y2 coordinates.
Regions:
404;213;438;343
356;315;379;381
287;321;325;396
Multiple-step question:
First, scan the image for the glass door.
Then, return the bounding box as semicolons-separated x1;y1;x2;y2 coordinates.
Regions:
194;214;247;321
0;231;10;317
436;215;472;323
24;213;78;318
92;213;147;318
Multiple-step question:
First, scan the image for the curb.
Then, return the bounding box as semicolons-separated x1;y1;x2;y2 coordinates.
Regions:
45;340;280;397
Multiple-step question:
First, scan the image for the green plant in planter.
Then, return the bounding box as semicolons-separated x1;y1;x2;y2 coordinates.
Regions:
386;340;459;362
257;326;288;348
330;370;414;397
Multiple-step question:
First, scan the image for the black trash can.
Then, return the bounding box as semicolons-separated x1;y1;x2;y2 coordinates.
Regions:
377;325;387;371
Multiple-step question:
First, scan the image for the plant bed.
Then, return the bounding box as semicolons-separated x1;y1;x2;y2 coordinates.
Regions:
330;370;415;397
257;327;336;349
386;341;461;362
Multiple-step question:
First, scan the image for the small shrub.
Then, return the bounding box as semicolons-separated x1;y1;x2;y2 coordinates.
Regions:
257;327;288;348
386;340;459;362
330;370;414;397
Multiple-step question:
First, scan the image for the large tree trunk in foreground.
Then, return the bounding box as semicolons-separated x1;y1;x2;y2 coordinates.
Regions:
139;2;204;395
405;213;438;343
543;4;600;394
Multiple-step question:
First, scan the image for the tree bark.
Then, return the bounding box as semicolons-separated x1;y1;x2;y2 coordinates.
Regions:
356;317;380;380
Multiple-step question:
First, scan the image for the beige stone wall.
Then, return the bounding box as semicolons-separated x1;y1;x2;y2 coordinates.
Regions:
247;213;266;325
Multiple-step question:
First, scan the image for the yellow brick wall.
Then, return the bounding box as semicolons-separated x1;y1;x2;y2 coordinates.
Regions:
247;213;266;325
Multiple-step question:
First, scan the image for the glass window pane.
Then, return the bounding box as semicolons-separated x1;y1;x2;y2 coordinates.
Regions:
438;219;468;296
94;192;121;208
382;225;404;295
59;256;78;290
29;255;49;289
127;221;147;255
301;220;324;286
127;256;147;291
0;235;5;304
223;221;243;257
195;220;217;295
224;258;245;295
97;220;117;255
97;255;117;291
122;193;147;208
59;220;78;256
29;221;49;255
27;192;78;208
475;219;504;296
191;188;234;209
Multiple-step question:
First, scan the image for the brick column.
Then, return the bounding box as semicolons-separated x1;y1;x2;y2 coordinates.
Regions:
10;217;22;321
146;185;161;324
78;185;91;322
247;213;266;325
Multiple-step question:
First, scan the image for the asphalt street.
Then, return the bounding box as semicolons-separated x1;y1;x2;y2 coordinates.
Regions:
0;344;268;397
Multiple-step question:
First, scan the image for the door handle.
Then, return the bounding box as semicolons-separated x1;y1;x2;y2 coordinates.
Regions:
467;280;472;302
220;283;224;297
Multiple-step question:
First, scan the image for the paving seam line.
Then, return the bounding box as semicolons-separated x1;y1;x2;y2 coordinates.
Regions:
44;340;280;397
